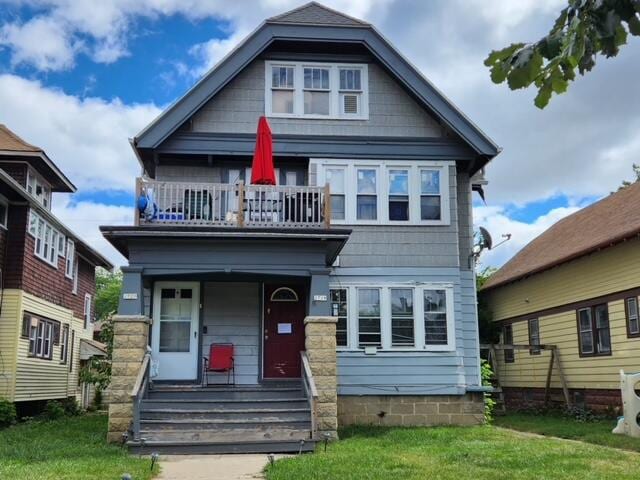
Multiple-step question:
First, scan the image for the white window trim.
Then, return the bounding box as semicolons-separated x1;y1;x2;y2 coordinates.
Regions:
72;258;79;295
26;167;52;210
65;239;75;279
314;159;451;226
330;282;456;353
0;195;8;229
28;209;62;268
84;293;92;328
265;61;369;120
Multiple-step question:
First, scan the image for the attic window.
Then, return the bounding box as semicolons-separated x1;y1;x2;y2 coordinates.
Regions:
265;61;368;120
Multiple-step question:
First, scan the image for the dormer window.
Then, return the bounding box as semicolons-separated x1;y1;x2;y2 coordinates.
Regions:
26;168;52;210
266;61;368;120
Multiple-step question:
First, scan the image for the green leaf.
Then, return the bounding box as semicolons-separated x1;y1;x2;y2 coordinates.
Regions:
484;44;523;66
534;83;553;109
628;14;640;35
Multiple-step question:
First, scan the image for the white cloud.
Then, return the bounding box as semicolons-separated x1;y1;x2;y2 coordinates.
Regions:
52;195;132;267
0;74;161;192
0;16;79;71
473;204;582;269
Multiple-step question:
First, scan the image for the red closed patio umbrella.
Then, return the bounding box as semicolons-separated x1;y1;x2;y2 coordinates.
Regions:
250;116;276;185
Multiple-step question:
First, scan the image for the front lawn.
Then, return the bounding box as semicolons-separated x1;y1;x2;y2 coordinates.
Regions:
494;412;640;452
0;414;157;480
265;425;640;480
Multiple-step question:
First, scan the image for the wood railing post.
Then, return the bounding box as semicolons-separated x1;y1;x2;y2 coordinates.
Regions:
237;182;245;228
323;183;331;228
134;177;142;226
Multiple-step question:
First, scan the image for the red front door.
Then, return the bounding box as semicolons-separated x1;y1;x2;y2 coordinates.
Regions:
263;285;306;378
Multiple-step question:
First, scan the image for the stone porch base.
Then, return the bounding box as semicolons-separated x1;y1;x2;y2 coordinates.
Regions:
503;387;622;414
337;393;485;427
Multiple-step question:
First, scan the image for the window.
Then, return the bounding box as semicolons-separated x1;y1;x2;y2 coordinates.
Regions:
266;61;368;119
420;169;442;220
326;168;346;220
60;324;69;363
424;289;448;346
358;288;381;347
270;287;299;302
331;288;348;347
24;314;57;360
26;169;52;209
356;169;377;220
503;324;514;363
303;67;330;115
330;284;455;351
316;160;450;225
72;258;79;294
388;169;409;221
528;318;541;355
65;239;75;279
84;294;92;328
0;198;7;229
391;288;414;346
270;65;295;114
626;297;640;337
29;210;62;267
577;304;611;356
339;68;362;115
58;234;66;256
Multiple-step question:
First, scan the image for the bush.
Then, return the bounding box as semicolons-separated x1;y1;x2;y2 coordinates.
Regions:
59;397;81;416
42;400;66;420
0;398;17;427
481;359;496;423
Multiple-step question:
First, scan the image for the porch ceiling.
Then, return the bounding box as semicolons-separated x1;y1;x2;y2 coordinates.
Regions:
100;225;351;267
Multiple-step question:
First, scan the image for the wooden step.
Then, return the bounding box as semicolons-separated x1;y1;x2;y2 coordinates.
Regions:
128;438;318;455
141;398;309;410
138;425;311;443
140;408;310;423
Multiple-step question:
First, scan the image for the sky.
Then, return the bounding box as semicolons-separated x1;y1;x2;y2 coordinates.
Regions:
0;0;638;269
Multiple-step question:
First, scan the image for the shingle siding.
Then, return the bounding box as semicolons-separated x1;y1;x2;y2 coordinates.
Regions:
190;60;443;138
0;162;28;187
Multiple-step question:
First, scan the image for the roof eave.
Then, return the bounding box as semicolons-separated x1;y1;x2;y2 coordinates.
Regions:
482;229;640;292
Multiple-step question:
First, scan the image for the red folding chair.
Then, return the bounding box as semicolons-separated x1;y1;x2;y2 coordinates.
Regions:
203;343;235;386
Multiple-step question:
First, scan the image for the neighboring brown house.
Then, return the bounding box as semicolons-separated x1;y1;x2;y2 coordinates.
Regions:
482;181;640;411
0;125;113;411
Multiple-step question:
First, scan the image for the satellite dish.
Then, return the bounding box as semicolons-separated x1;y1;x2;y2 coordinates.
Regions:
479;226;493;250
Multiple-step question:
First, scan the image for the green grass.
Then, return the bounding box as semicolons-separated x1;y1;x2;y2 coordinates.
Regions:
265;425;640;480
0;414;157;480
494;412;640;452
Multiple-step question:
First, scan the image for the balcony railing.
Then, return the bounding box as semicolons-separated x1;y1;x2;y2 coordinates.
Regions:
135;178;331;229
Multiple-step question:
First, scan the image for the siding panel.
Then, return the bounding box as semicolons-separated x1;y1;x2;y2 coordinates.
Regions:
202;282;260;385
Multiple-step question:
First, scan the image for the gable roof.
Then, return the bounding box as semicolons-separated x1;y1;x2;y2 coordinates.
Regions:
0;124;76;193
0;124;42;152
482;181;640;291
133;2;499;164
267;2;370;27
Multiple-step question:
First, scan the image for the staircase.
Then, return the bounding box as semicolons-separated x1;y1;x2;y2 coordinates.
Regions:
128;382;318;454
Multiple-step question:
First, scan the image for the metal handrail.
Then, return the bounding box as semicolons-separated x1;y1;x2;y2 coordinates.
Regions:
130;353;151;440
300;351;318;436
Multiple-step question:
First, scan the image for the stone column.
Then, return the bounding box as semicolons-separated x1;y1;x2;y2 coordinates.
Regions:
106;315;150;443
304;316;338;439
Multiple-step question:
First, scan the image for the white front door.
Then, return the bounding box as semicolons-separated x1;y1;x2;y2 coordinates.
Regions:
151;282;200;381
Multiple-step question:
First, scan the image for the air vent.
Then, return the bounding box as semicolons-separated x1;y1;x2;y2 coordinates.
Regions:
342;94;359;114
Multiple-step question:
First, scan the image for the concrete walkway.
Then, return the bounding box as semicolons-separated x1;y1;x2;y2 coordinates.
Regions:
157;454;286;480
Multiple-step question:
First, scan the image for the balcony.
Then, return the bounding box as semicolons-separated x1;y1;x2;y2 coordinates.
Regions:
135;177;330;229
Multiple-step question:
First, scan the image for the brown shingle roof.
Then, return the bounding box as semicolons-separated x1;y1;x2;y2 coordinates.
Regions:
482;181;640;291
0;124;42;153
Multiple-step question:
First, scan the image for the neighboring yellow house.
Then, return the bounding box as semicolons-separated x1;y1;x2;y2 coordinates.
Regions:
482;182;640;411
0;125;113;413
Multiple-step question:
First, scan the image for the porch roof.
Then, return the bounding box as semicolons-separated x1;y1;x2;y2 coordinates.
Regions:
100;225;351;266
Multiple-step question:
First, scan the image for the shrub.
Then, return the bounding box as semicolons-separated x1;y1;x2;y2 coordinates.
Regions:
59;397;81;416
42;400;66;420
0;398;17;427
481;359;496;423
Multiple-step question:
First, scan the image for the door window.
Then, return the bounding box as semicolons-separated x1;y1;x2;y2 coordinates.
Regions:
159;288;193;353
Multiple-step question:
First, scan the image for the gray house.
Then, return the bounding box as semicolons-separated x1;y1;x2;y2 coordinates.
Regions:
102;2;500;453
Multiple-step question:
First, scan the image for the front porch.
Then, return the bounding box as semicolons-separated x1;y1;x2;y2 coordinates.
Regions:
102;227;347;452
